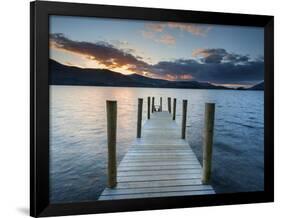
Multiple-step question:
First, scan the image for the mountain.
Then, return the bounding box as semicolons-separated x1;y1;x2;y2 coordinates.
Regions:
50;59;142;87
128;74;168;86
49;59;230;89
248;81;264;90
163;80;228;89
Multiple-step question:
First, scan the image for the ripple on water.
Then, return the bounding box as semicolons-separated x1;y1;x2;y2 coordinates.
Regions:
50;86;264;203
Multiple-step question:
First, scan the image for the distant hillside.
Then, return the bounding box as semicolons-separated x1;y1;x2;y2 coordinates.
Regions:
248;81;264;90
128;74;229;89
50;59;141;87
128;74;168;86
49;59;241;90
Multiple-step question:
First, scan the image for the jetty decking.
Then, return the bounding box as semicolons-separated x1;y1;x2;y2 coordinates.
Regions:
99;110;215;200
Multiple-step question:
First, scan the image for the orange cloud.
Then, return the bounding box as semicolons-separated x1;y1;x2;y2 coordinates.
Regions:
167;22;211;36
157;34;176;45
146;23;165;32
50;33;149;74
141;22;211;45
164;73;193;81
178;74;194;80
144;22;211;37
141;30;176;45
192;48;217;57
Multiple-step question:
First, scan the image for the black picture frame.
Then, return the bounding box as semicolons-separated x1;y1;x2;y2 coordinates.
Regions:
30;1;274;217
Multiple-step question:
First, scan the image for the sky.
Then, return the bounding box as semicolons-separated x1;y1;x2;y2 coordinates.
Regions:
50;15;264;87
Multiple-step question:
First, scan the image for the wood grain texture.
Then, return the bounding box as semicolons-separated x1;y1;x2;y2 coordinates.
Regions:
99;111;215;200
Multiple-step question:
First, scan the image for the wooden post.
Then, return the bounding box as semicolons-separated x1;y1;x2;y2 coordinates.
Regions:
147;97;151;119
152;97;155;113
172;98;176;120
106;100;117;188
160;97;162;112
202;103;215;184
168;97;171;113
137;98;143;138
181;100;188;139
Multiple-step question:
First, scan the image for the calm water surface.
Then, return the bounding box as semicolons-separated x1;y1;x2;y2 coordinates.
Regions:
50;86;264;203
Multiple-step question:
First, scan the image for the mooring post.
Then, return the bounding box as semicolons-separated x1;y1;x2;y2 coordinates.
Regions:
106;100;117;188
168;97;171;113
173;98;176;120
160;97;162;112
137;98;143;138
202;103;215;184
181;100;188;139
152;97;155;113
147;96;151;119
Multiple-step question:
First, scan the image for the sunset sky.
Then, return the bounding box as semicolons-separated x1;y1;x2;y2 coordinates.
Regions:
50;15;264;87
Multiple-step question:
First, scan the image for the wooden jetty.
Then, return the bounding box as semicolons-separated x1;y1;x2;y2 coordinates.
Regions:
99;98;215;200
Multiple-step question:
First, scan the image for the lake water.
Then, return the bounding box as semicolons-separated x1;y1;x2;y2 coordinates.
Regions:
50;85;264;203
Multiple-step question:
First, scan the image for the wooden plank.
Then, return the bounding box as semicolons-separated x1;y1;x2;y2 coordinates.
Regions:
118;165;201;171
133;142;189;146
128;147;193;151
123;155;198;158
129;149;191;152
101;185;213;195
125;153;195;157
99;190;215;200
118;161;201;167
123;157;198;161
127;151;194;154
121;159;199;164
118;169;202;177
125;151;195;155
122;156;198;161
117;174;201;182
110;179;204;189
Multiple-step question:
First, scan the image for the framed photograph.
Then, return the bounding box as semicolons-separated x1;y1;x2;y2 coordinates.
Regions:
30;1;274;217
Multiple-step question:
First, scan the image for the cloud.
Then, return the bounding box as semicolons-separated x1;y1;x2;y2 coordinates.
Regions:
50;33;149;73
192;48;251;64
192;48;227;63
151;58;264;84
50;33;264;85
141;30;175;45
165;73;194;81
144;22;211;37
141;22;211;45
157;34;176;45
167;22;211;36
146;23;165;32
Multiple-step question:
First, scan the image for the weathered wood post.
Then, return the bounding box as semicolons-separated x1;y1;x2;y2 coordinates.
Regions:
147;96;151;119
152;97;155;113
168;97;171;113
106;100;117;188
160;97;162;112
202;103;215;184
181;100;188;139
137;98;143;138
173;98;176;120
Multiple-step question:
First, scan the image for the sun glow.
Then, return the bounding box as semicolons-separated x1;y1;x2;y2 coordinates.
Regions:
110;65;136;75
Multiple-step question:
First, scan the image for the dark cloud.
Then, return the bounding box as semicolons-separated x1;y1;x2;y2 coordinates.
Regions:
224;53;250;63
192;48;250;65
50;33;149;73
50;33;264;85
152;59;264;84
192;48;227;63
